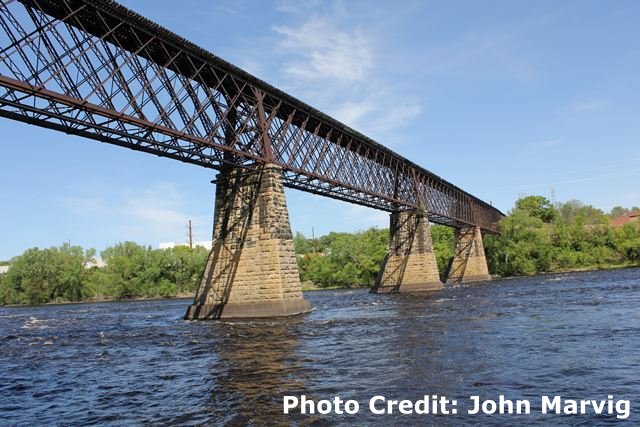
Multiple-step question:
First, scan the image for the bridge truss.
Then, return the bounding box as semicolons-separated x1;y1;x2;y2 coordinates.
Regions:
0;0;504;232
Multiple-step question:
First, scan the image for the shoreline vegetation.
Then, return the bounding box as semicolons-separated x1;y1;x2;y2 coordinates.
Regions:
1;196;639;306
3;264;640;308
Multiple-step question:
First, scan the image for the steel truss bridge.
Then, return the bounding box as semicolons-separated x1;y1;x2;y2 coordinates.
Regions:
0;0;504;232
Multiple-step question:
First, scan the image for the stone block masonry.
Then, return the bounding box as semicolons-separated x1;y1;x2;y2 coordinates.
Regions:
446;226;491;284
371;209;444;293
185;164;311;319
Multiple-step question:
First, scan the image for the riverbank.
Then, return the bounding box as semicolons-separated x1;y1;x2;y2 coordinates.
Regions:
3;293;195;308
491;261;640;280
3;263;638;307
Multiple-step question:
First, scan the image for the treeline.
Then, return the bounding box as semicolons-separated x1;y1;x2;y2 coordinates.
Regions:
0;242;208;305
1;196;639;304
293;197;639;286
293;225;455;287
485;197;640;276
293;228;387;288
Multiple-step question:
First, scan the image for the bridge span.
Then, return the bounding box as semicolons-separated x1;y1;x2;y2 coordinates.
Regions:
0;0;505;319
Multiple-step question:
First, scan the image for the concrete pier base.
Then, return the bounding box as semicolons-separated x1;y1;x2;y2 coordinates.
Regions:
446;226;491;284
185;164;311;320
371;209;444;293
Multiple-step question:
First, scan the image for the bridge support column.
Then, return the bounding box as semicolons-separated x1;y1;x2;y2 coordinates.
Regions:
371;209;443;293
185;164;311;320
446;226;491;284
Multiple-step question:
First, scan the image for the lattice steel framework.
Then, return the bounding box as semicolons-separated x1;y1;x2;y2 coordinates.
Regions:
0;0;504;232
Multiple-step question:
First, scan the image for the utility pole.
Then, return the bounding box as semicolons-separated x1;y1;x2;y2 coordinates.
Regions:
312;227;316;254
187;220;193;249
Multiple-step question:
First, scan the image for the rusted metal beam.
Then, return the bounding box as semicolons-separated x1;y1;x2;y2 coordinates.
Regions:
0;0;505;232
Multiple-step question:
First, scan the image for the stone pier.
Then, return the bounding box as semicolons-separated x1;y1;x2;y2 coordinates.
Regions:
446;226;491;284
371;209;444;293
185;164;311;320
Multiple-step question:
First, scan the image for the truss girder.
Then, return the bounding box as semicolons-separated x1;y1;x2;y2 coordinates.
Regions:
0;0;504;232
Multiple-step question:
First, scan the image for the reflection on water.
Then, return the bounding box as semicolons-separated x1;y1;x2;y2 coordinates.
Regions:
1;268;639;425
206;321;309;425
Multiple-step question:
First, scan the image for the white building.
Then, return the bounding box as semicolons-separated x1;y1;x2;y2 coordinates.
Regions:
85;257;107;269
0;265;9;274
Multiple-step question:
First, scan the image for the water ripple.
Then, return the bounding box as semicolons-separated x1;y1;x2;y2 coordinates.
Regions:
0;268;639;425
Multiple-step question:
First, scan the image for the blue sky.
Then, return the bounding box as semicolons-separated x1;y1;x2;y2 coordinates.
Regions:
1;0;639;260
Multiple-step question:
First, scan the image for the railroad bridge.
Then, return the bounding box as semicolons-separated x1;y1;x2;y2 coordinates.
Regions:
0;0;505;319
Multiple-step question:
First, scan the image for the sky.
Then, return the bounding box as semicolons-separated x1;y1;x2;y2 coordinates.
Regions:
1;0;639;260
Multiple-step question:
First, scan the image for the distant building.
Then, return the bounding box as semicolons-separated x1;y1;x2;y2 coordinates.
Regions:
159;241;213;250
0;265;9;274
610;210;640;227
85;257;107;269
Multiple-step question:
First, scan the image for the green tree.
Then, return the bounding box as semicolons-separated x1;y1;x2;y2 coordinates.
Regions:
624;238;640;261
297;227;388;288
515;195;557;223
488;210;551;275
610;206;640;217
0;244;94;304
431;225;454;279
87;242;209;299
610;206;629;218
293;232;314;254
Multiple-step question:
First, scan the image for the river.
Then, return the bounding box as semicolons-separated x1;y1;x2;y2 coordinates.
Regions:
1;268;639;425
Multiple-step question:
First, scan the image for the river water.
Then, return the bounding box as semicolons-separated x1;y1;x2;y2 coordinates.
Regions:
1;268;639;426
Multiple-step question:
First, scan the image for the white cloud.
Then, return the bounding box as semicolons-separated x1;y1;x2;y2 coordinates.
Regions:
267;13;422;146
60;182;212;246
125;184;186;232
332;96;422;139
209;0;251;16
374;103;422;135
332;100;377;127
346;204;389;229
276;0;324;15
273;17;372;82
235;58;266;79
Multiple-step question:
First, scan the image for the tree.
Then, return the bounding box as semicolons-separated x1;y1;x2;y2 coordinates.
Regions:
3;196;640;305
293;232;314;254
0;244;94;304
297;227;388;288
624;238;640;261
610;206;629;218
609;205;640;218
514;196;557;223
488;210;551;275
431;225;454;279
